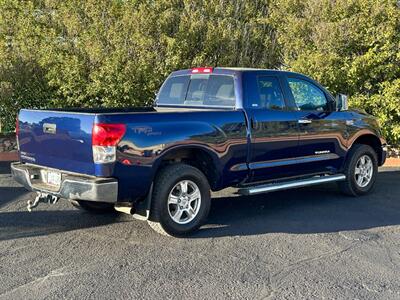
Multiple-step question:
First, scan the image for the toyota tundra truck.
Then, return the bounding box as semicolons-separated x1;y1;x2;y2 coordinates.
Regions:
12;67;387;236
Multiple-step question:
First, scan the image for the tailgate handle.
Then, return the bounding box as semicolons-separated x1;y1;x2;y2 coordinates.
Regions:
43;123;57;134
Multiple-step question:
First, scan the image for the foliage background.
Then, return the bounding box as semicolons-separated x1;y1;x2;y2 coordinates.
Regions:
0;0;399;144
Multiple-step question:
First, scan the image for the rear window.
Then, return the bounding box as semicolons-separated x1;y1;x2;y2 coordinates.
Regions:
157;74;236;108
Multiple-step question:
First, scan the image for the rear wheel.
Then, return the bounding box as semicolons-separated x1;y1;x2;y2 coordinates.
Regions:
147;163;211;237
70;200;116;214
338;144;378;196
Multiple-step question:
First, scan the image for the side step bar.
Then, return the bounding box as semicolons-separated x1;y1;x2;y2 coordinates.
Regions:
238;174;346;196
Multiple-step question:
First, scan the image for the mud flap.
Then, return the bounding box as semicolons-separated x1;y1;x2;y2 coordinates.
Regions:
132;183;153;221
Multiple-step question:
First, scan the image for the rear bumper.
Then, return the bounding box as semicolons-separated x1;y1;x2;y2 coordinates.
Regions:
11;162;118;203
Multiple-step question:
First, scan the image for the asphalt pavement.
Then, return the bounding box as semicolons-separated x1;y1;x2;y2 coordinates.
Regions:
1;162;400;299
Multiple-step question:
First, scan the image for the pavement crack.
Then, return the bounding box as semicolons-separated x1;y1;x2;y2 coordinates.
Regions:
361;282;380;294
0;266;69;298
375;239;399;270
260;241;359;300
338;231;380;242
260;230;387;299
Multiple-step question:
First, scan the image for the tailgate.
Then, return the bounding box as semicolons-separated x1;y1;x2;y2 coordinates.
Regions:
18;109;97;176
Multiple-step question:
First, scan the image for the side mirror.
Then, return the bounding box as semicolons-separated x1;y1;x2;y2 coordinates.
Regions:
336;94;349;111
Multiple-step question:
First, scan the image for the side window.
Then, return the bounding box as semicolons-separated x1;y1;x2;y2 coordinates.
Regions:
252;76;285;110
288;78;328;111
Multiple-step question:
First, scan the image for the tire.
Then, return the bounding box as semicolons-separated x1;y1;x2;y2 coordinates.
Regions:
147;163;211;237
70;200;116;214
338;144;378;196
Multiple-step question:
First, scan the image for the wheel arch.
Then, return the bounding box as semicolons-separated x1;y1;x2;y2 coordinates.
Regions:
349;133;385;166
153;145;223;190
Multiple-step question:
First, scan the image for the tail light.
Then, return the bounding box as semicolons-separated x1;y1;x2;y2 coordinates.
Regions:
92;123;126;164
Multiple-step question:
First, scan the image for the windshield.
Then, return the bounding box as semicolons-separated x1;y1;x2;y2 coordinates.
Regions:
157;74;236;108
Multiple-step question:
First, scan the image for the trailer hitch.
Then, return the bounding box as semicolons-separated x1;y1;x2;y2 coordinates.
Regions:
27;192;60;212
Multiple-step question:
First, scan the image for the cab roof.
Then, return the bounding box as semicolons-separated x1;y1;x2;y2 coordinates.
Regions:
170;67;305;77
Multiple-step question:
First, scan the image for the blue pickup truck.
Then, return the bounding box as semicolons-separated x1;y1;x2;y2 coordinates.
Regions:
12;67;387;236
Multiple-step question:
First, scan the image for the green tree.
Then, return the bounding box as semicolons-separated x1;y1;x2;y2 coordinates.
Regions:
0;0;54;132
0;0;279;133
1;0;399;145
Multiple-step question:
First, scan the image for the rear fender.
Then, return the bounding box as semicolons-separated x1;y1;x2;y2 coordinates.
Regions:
133;146;221;220
152;144;223;188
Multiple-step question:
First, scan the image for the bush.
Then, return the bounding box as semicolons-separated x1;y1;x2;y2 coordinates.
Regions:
270;0;400;144
351;79;400;144
1;0;399;145
0;0;278;133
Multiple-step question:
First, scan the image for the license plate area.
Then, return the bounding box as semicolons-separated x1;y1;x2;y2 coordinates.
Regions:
29;168;62;192
44;170;61;187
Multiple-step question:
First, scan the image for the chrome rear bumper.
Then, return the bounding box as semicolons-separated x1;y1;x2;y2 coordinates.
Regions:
11;162;118;203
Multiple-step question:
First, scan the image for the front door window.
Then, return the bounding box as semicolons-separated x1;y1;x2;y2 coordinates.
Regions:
288;78;328;111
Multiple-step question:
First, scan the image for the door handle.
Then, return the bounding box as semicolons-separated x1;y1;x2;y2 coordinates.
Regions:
298;119;312;124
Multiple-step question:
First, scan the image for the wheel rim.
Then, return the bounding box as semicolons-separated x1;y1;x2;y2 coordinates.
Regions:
354;154;374;188
167;180;201;225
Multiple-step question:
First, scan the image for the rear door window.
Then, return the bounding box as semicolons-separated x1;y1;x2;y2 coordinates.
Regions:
157;74;235;108
251;76;285;110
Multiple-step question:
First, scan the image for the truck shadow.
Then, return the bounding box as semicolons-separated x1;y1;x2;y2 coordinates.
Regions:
195;169;400;238
0;208;122;242
0;162;11;174
0;168;399;241
0;186;28;209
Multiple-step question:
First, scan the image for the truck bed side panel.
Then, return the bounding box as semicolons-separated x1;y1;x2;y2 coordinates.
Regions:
97;110;249;201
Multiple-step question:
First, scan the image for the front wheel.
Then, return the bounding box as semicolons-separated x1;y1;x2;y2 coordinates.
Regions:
338;144;378;196
147;163;211;237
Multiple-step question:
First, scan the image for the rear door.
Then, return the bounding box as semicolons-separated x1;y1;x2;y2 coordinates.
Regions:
244;72;300;182
18;109;97;175
284;76;347;175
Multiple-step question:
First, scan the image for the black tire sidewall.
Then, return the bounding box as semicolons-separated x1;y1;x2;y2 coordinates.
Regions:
151;164;211;236
347;145;378;195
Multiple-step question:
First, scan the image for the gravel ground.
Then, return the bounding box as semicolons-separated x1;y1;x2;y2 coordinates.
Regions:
0;162;400;299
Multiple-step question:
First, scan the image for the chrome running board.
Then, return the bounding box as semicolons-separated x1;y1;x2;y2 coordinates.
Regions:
238;174;346;196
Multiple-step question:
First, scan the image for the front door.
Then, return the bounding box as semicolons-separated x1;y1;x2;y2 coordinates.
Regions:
285;76;347;175
245;73;300;183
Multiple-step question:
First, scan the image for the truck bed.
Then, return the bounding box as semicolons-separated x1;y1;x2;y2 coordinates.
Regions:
17;107;248;182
